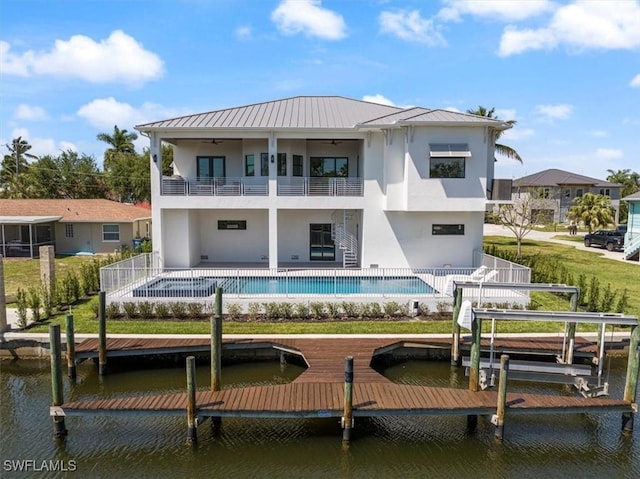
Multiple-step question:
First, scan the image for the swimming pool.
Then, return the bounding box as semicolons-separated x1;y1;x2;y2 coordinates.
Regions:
133;275;434;297
217;275;434;295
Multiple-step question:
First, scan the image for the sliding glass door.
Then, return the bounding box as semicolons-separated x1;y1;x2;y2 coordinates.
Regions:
310;224;335;261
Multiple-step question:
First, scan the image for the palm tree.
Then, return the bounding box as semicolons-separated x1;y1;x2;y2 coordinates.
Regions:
466;106;522;163
97;125;138;168
1;137;38;195
567;193;615;233
606;168;640;222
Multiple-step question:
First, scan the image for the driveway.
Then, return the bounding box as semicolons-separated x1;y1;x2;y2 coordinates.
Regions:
483;224;637;265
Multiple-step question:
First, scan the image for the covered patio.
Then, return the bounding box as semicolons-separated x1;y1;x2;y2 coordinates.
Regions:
0;216;58;258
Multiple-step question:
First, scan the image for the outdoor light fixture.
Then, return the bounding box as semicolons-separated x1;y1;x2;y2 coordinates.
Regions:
153;154;158;163
270;154;275;163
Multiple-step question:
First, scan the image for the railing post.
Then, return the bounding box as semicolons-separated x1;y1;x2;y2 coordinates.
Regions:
50;325;67;437
65;314;76;380
342;356;354;446
186;356;197;444
565;293;578;364
622;326;640;434
211;287;222;392
98;291;107;375
451;286;462;366
493;354;510;441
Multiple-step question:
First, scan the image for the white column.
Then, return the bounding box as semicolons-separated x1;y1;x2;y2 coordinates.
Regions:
150;133;163;260
268;207;278;269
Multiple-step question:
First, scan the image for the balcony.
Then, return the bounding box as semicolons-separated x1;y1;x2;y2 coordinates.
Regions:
161;176;268;196
277;177;363;196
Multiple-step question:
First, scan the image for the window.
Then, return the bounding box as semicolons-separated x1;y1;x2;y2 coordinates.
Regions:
245;154;255;176
293;155;303;176
218;220;247;230
310;157;348;177
197;156;225;178
432;224;465;235
576;188;584;198
429;157;465;178
542;188;550;199
429;143;470;179
278;153;287;176
564;188;571;198
260;153;269;176
599;188;610;196
65;224;74;238
103;224;120;242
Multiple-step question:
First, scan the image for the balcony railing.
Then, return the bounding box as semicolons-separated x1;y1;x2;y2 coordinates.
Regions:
161;176;268;196
277;177;363;196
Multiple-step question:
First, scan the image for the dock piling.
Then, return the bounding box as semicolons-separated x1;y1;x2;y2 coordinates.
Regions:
451;287;462;366
98;291;107;375
49;325;67;437
469;316;482;392
186;356;197;444
493;354;510;441
342;356;354;445
210;287;223;430
65;314;76;380
622;326;639;434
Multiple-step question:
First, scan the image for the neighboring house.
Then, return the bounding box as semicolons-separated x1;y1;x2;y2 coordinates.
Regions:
135;96;511;270
512;169;622;224
623;191;640;261
0;199;152;258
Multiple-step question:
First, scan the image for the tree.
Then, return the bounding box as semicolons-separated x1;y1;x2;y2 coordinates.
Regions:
97;125;138;168
466;106;522;163
606;169;640;221
567;193;615;233
492;188;547;258
1;137;38;196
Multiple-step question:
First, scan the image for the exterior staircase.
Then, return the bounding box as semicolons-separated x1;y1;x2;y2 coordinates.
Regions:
624;233;640;261
331;210;359;268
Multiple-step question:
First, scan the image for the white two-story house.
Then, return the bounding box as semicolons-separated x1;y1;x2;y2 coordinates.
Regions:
136;96;510;270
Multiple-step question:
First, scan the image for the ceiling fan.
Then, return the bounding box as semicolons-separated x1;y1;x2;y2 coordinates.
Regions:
321;139;343;145
201;139;224;144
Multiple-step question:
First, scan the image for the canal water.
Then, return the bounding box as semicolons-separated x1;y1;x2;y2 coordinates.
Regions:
1;357;638;478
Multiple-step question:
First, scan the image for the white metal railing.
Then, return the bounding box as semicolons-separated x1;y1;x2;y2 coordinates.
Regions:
474;251;532;285
161;176;268;196
100;263;531;303
625;232;640;260
277;177;363;196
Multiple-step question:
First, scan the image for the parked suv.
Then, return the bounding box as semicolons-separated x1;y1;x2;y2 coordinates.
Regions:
583;230;625;252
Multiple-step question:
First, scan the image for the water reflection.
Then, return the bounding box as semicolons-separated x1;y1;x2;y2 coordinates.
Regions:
1;357;638;479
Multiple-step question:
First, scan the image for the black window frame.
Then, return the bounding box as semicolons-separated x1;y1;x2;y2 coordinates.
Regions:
429;157;465;179
196;156;226;178
278;153;287;176
292;154;303;177
260;153;269;176
217;220;247;230
245;154;255;177
310;157;348;177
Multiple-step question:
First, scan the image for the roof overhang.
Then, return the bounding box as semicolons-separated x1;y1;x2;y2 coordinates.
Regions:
0;216;62;224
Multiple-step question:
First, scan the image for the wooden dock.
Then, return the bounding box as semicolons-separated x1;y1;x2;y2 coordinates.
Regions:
56;337;633;421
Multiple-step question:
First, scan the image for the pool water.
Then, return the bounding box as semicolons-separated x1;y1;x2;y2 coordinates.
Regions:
218;276;434;295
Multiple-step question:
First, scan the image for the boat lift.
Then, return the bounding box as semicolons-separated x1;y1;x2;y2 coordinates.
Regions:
450;281;638;397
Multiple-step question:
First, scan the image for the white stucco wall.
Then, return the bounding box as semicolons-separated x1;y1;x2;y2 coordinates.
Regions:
54;222;138;255
277;209;346;263
197;209;269;263
360;210;483;268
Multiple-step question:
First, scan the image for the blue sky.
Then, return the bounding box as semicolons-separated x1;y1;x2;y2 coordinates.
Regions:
1;0;639;181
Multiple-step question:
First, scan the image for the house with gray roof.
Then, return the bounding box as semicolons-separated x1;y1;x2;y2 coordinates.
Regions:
512;168;622;224
136;95;511;269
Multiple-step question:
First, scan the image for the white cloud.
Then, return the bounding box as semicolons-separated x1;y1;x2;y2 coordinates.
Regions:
499;1;640;56
379;10;446;46
501;127;535;141
7;127;77;158
235;25;252;40
438;0;553;22
596;148;623;159
77;97;181;130
443;106;461;112
495;108;517;121
590;130;608;137
271;0;346;40
362;94;396;106
0;30;164;86
14;104;48;121
631;73;640;87
535;104;573;120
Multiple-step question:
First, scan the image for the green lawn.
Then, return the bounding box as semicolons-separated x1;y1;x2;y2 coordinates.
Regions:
484;236;640;318
2;255;97;303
